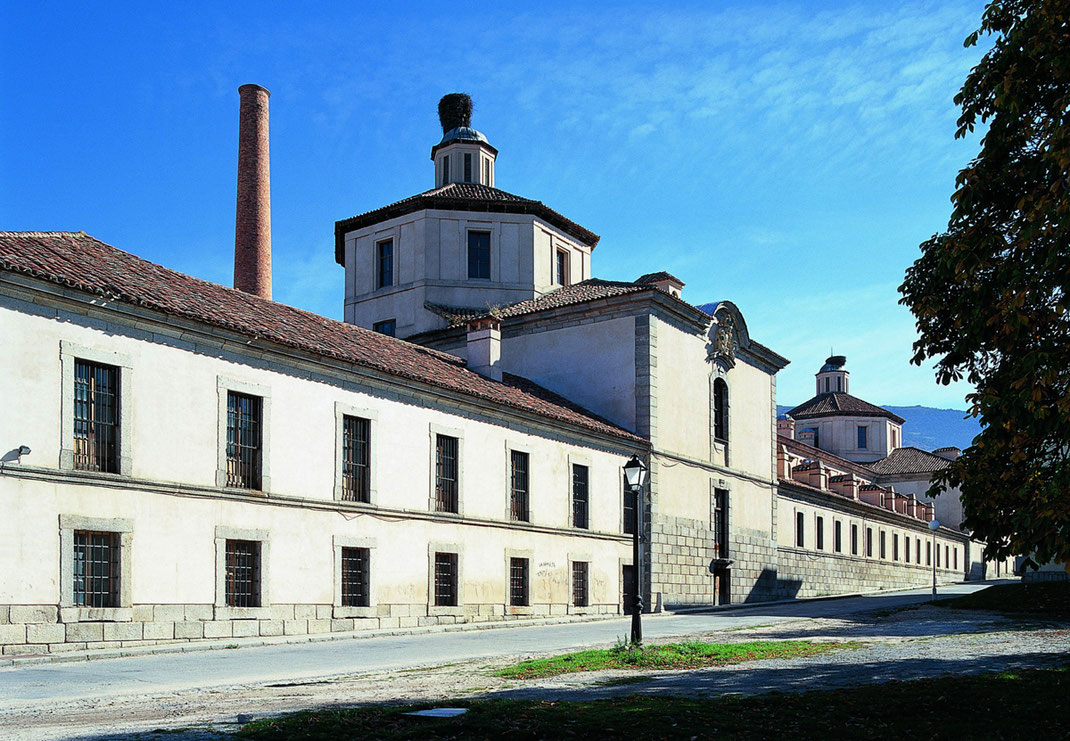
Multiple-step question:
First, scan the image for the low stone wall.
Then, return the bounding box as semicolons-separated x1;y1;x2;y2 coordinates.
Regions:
776;546;965;598
0;602;620;656
1023;570;1069;583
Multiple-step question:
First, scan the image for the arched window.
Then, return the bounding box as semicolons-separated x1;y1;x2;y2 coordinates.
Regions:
713;378;729;443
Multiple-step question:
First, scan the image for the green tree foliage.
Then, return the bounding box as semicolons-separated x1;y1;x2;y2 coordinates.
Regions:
900;0;1070;565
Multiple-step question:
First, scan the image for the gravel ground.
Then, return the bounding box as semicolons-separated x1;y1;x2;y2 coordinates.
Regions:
3;605;1067;740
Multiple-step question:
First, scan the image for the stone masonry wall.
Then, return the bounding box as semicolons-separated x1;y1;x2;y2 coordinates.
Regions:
777;547;965;598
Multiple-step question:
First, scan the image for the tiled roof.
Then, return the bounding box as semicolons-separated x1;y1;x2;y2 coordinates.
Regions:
786;393;906;424
869;447;954;476
636;271;683;286
333;182;599;264
0;231;644;444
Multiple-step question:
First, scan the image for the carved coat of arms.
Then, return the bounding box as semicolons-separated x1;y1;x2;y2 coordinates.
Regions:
711;315;738;368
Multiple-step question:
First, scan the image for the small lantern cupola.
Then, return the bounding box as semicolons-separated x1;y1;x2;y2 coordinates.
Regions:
430;93;498;188
816;354;849;395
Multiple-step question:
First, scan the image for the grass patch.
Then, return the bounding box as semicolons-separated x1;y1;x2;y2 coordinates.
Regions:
238;667;1070;740
495;639;858;679
942;582;1070;618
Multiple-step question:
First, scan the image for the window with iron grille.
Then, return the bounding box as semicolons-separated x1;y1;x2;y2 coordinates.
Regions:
341;546;370;607
467;231;491;279
341;415;371;503
572;464;589;529
435;434;459;513
73;360;120;473
73;530;120;607
572;561;589;607
226;391;262;489
509;557;529;606
713;488;728;558
510;450;529;522
623;483;637;535
377;239;393;288
434;552;458;606
225;539;261;607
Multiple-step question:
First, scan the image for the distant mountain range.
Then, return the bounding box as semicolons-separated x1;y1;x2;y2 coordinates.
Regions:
777;405;981;452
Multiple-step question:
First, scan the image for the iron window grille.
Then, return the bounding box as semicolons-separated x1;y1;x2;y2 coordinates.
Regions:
225;539;261;607
572;561;589;607
434;552;458;606
571;464;589;529
226;391;262;489
510;450;529;522
623;483;637;535
435;434;459;513
467;231;491;279
341;415;371;503
73;359;120;473
377;240;393;288
341;547;370;607
509;557;529;607
713;488;729;558
73;530;119;607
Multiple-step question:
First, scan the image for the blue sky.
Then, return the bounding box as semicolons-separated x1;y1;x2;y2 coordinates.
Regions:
1;1;989;408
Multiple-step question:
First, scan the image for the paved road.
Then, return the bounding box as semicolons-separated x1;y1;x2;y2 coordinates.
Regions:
0;582;1003;707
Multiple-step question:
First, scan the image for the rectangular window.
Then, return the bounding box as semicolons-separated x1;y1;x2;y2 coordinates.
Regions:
372;319;396;337
945;545;949;568
834;521;842;553
340;546;370;607
442;155;450;186
857;426;868;449
954;548;958;569
880;531;887;559
509;557;529;606
927;541;932;566
483;157;490;184
866;527;874;557
463;152;472;182
377;239;393;288
713;489;729;558
937;544;942;567
851;524;858;555
434;434;459;513
572;463;589;529
893;533;899;561
510;450;529;522
341;415;371;503
555;249;569;286
226;391;262;489
225;539;261;607
905;536;911;563
796;511;805;548
434;552;458;606
917;539;921;564
572;561;589;607
816;516;824;550
73;360;120;473
73;530;120;607
467;231;491;279
623;483;637;534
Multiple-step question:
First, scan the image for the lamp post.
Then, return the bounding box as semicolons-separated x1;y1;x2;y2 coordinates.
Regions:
929;518;940;601
623;455;648;646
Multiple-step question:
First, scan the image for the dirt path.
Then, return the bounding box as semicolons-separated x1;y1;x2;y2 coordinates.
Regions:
4;606;1067;740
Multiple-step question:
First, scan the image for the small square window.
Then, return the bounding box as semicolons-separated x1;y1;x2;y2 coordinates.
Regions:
73;530;120;607
341;547;370;607
434;552;458;606
510;557;529;607
225;539;261;607
572;561;589;607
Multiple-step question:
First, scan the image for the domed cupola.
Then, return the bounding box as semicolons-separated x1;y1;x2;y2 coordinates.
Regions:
816;354;849;394
430;93;498;188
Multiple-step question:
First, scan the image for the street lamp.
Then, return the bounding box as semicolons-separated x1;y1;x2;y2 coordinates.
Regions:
623;455;648;645
929;518;940;601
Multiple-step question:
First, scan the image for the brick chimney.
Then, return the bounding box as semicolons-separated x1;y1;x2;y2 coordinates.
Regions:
234;84;272;299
